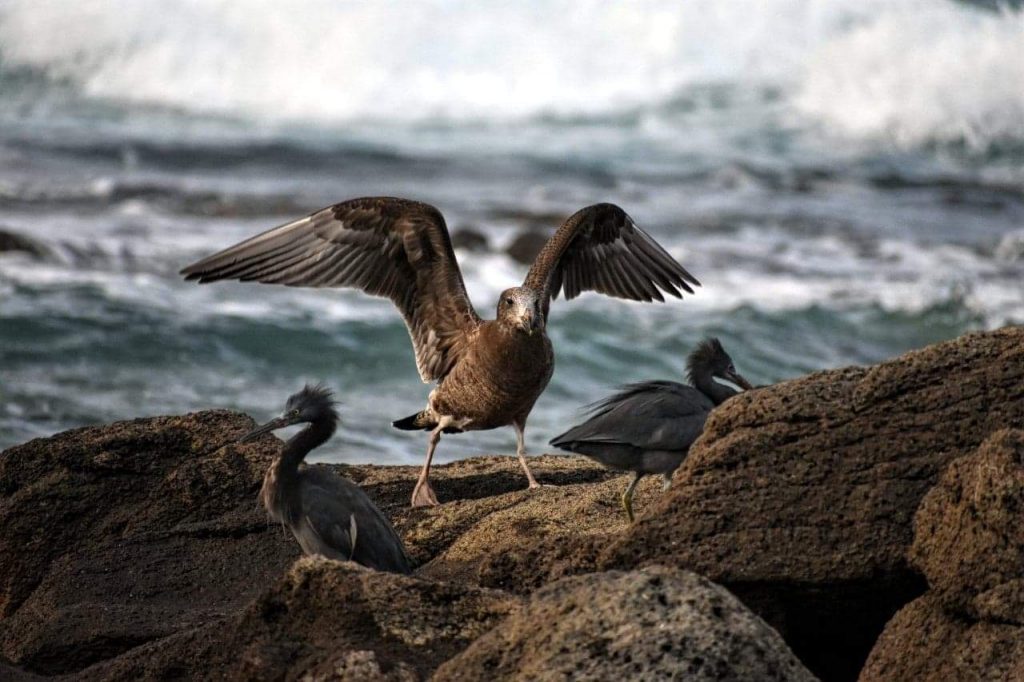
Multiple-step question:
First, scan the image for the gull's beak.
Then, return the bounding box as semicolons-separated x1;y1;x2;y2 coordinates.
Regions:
518;308;538;336
239;415;293;443
725;370;754;391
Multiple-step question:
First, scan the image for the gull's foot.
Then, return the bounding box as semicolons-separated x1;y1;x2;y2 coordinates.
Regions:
411;480;440;507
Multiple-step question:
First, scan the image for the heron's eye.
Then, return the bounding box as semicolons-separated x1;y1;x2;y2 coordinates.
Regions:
728;364;736;373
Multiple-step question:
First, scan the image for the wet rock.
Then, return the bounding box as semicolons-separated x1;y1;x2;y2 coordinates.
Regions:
0;228;51;259
505;230;548;264
450;226;490;252
435;566;817;682
80;557;519;681
860;429;1024;681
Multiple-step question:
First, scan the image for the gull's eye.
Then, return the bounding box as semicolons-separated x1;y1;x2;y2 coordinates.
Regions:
505;297;514;305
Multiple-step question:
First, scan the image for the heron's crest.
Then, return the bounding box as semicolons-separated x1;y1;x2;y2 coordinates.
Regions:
285;383;340;427
686;337;728;384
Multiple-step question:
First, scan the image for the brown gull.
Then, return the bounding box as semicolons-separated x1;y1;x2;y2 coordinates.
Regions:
181;197;699;506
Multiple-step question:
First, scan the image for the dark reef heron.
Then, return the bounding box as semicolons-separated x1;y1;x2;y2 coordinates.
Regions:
550;338;752;523
241;384;412;574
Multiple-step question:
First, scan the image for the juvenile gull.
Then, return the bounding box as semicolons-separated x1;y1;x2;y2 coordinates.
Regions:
183;197;699;506
550;338;751;522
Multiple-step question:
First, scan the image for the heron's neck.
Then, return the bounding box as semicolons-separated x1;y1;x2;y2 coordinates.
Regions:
264;419;335;523
274;419;335;477
692;371;738;406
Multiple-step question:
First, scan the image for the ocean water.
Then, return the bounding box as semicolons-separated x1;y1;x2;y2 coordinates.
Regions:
1;0;1022;462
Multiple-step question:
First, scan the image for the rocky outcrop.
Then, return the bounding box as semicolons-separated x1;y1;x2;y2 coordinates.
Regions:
0;416;616;677
859;429;1024;681
464;327;1024;680
80;557;519;681
450;226;490;252
2;327;1022;681
435;566;817;682
0;411;300;674
505;230;548;264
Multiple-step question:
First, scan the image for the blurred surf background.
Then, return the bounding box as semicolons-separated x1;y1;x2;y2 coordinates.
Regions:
1;0;1022;461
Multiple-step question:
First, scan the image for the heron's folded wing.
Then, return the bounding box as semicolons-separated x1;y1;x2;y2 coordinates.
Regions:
300;471;412;574
552;381;711;452
182;197;481;382
522;203;700;319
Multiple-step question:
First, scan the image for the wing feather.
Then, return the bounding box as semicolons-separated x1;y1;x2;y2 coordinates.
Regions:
182;197;481;382
522;203;699;317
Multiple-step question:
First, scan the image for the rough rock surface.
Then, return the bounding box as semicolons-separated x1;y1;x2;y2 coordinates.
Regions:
0;415;616;677
79;557;519;681
0;411;300;674
2;327;1022;681
472;327;1024;680
435;566;817;682
860;429;1024;681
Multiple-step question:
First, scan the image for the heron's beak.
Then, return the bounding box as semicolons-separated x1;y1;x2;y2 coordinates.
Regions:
239;415;293;443
725;370;754;391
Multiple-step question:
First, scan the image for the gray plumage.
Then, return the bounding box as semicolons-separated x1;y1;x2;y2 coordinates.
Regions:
551;338;752;522
183;196;699;507
241;384;412;574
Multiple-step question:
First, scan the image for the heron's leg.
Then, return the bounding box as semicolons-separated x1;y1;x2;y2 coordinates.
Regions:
513;420;541;489
621;472;644;523
411;417;451;507
661;472;673;492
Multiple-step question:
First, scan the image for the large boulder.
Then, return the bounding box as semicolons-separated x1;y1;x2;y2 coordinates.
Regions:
0;411;300;674
435;566;817;682
79;557;519;681
473;327;1024;680
860;429;1024;681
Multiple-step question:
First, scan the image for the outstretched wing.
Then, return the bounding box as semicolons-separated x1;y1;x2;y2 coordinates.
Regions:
181;197;481;382
522;203;699;319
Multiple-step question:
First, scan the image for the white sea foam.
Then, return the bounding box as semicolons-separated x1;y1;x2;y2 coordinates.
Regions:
1;1;1021;151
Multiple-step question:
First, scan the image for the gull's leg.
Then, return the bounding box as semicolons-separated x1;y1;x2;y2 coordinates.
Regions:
661;472;673;491
513;419;541;489
411;417;451;507
621;472;644;524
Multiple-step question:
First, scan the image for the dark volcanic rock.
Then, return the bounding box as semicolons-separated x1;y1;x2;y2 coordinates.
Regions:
505;230;548;264
475;327;1024;681
80;557;519;681
450;226;490;252
0;411;300;675
435;566;817;682
860;429;1024;681
0;228;51;259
